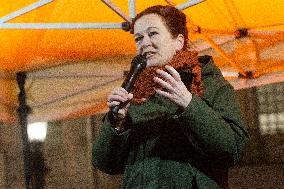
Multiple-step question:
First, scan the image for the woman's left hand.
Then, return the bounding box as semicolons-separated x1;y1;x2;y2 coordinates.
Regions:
153;65;192;110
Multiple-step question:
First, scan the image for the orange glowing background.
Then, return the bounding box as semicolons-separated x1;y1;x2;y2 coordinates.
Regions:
0;0;283;72
0;0;283;123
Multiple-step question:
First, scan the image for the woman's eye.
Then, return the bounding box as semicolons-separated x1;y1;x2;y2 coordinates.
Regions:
149;31;158;37
135;36;143;43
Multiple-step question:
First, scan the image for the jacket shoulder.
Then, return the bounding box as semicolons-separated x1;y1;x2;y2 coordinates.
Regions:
198;55;234;105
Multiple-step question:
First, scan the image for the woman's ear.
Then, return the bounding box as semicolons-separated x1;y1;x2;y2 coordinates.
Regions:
175;34;184;51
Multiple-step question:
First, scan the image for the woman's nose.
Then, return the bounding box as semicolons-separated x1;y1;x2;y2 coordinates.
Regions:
140;35;151;48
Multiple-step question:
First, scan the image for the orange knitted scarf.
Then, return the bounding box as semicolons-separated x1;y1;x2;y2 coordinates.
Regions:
131;50;203;104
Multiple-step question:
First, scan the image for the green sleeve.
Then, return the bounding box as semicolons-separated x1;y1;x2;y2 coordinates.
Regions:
177;84;249;165
92;114;131;175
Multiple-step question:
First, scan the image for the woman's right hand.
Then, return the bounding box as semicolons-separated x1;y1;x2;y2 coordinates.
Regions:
107;87;133;119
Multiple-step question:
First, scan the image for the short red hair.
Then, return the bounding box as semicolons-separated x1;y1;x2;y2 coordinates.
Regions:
132;5;188;50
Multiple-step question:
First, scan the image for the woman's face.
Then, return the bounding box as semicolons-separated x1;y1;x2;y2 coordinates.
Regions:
133;14;184;67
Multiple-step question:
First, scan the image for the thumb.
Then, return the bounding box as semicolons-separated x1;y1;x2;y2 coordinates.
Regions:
128;93;133;100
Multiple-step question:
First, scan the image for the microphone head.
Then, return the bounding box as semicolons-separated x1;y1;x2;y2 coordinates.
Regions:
121;55;147;91
131;54;147;69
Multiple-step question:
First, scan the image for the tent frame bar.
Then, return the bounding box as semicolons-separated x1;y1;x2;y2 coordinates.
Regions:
175;0;206;10
0;0;206;30
101;0;132;23
0;23;123;29
0;0;53;23
128;0;136;19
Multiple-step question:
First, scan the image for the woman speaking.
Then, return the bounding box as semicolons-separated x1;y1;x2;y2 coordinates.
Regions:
93;5;249;189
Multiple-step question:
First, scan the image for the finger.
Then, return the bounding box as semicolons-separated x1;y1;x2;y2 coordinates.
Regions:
117;101;131;117
108;94;128;103
107;101;120;108
156;69;176;85
112;87;128;96
117;109;126;118
107;95;126;102
153;77;175;92
155;89;172;99
108;87;128;102
118;87;128;94
125;101;131;109
165;65;181;81
128;93;134;100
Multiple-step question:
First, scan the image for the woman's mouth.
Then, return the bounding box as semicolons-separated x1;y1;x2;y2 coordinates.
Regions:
144;52;155;59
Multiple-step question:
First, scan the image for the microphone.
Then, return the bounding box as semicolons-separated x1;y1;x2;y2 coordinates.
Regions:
111;54;147;114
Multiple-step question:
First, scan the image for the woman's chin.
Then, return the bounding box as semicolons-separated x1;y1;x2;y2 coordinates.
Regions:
146;59;167;67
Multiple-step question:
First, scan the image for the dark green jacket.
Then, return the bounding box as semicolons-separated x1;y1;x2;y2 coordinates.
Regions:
92;56;249;189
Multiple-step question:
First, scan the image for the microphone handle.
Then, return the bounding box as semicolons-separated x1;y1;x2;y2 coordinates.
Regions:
111;100;129;114
110;73;133;114
110;55;146;115
111;77;132;114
